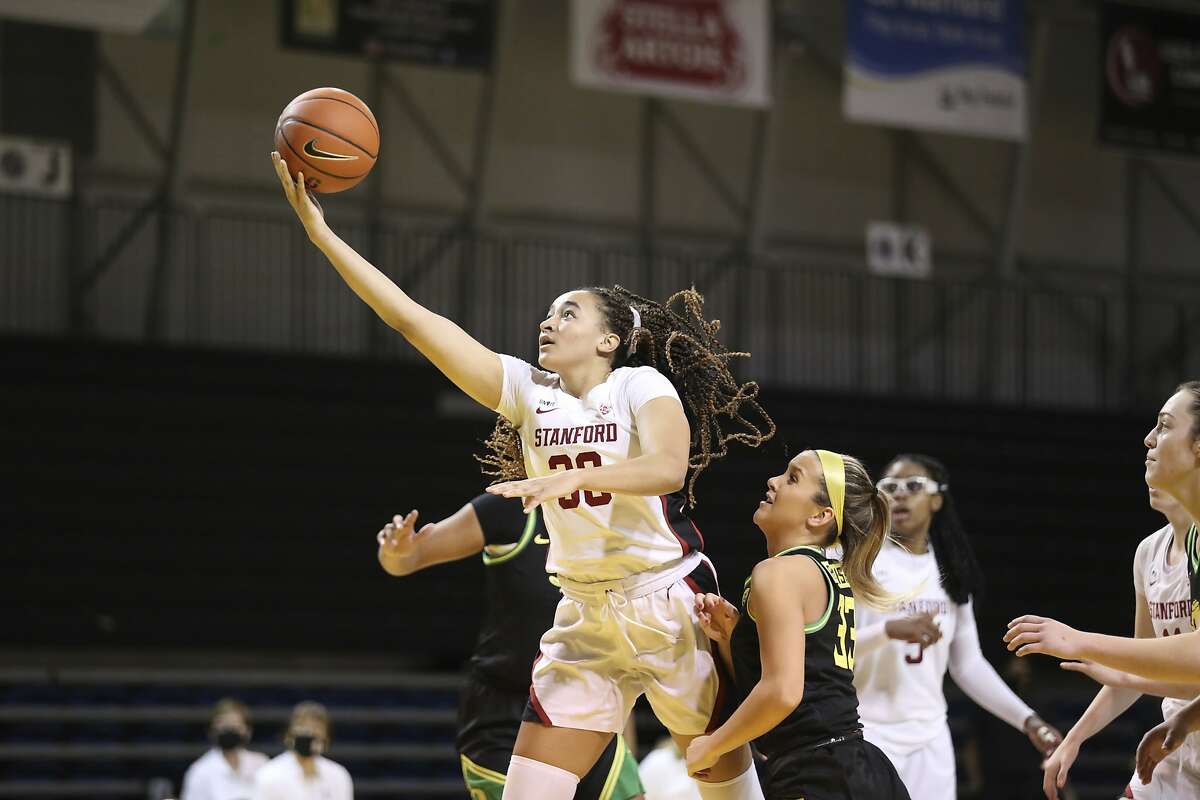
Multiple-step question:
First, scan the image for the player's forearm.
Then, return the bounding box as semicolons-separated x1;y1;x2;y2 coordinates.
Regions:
854;621;889;657
311;227;421;331
1064;685;1141;746
574;451;687;496
714;637;735;678
377;547;422;576
1081;630;1200;682
706;678;802;759
1174;696;1200;736
1116;672;1200;701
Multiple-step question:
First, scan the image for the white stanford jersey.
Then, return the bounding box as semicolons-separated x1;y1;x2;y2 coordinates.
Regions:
495;354;702;582
855;541;1032;755
1132;525;1200;787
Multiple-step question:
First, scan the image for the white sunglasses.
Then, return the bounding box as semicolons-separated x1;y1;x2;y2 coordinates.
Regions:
877;476;946;495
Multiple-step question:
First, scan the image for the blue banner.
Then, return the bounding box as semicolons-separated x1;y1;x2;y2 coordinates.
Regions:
844;0;1027;140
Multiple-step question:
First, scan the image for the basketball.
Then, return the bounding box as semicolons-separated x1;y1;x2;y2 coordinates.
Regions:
274;87;379;193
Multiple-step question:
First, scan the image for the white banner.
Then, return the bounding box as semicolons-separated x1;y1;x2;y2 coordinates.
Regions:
570;0;771;108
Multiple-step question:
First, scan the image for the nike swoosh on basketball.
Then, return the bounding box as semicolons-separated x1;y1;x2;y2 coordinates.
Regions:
302;139;359;161
534;535;550;545
535;407;557;414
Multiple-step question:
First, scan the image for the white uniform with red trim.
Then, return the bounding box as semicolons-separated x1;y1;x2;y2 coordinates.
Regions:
494;355;721;735
1127;525;1200;800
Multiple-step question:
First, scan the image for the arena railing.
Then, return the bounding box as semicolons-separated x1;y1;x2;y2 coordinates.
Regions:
2;194;1196;411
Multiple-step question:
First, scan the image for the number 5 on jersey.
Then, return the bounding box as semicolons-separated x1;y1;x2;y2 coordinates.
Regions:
547;451;613;509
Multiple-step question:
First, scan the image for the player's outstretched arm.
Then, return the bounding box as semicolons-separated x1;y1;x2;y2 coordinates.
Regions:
377;504;486;577
271;152;502;410
948;601;1062;755
1006;615;1200;683
684;557;815;777
1063;660;1200;701
1041;593;1153;799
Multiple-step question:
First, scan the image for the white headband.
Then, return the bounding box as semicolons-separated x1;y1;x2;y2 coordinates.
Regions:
630;305;641;329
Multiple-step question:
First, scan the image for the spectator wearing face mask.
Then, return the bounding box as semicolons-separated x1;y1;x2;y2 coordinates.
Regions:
181;698;268;800
252;701;352;800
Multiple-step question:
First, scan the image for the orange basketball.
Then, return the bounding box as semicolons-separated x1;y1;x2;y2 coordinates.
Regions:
274;88;379;193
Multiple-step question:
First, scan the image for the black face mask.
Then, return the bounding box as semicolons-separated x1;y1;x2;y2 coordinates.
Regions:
215;728;247;751
292;734;318;757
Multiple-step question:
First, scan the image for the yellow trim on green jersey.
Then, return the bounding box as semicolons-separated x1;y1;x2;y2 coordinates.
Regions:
805;563;837;634
1187;523;1199;574
743;546;834;630
598;734;627;800
460;752;507;786
481;507;539;567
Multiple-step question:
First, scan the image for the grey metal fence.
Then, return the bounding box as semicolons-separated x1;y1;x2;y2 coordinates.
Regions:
2;194;1195;411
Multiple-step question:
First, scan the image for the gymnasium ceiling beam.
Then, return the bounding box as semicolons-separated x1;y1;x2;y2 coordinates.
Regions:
70;0;197;338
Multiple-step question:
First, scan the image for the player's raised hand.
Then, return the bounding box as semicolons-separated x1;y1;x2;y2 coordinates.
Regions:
694;593;740;642
1136;715;1187;784
1040;735;1079;800
1004;615;1085;659
486;471;583;512
271;151;326;236
377;511;427;574
884;612;942;647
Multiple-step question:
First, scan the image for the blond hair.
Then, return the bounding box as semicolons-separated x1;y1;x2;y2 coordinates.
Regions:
815;455;892;608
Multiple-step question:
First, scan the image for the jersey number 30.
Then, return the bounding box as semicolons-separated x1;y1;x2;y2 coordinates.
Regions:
548;452;613;509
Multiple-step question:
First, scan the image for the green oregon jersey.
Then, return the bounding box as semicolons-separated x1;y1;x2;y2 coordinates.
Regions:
729;545;862;756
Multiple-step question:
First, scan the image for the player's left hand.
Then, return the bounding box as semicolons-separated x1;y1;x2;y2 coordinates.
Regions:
685;735;721;777
1136;715;1187;784
694;593;740;642
1004;615;1085;660
486;470;583;512
1023;714;1063;756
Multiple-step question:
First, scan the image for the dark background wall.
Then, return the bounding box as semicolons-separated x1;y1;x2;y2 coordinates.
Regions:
3;335;1161;668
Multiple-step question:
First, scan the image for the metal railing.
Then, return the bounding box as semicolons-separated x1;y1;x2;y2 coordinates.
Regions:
2;194;1197;411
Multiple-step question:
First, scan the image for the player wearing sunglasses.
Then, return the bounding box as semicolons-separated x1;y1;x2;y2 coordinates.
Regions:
852;454;1061;800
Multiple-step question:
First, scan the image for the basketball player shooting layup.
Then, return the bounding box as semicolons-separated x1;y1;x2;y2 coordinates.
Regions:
273;154;775;800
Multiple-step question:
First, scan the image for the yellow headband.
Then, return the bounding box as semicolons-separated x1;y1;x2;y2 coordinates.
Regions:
816;450;846;537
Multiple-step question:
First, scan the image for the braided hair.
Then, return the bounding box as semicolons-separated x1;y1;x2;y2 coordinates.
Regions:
477;285;775;506
884;453;984;605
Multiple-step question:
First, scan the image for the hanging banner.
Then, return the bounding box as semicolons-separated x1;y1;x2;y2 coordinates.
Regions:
281;0;494;70
844;0;1026;141
570;0;771;108
1099;3;1200;156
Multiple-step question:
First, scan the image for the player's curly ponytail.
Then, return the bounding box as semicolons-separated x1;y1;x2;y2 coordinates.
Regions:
477;285;776;506
585;285;775;506
816;455;892;608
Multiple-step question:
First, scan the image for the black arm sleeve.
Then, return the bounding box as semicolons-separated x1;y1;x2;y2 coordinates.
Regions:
468;492;530;547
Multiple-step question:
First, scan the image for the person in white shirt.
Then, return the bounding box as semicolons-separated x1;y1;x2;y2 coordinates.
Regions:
252;702;352;800
180;698;268;800
273;154;775;800
1041;486;1200;800
853;453;1061;800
